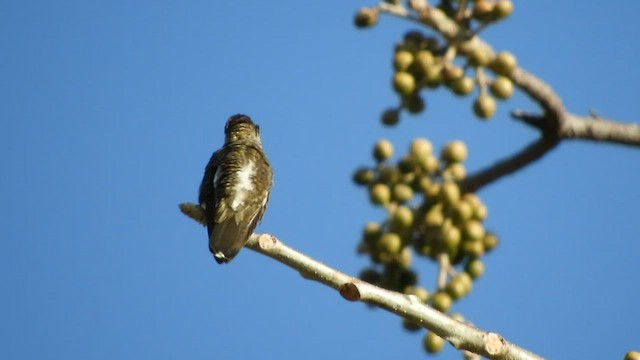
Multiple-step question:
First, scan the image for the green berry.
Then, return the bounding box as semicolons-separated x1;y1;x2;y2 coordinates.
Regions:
494;0;513;19
463;220;485;242
353;167;374;185
469;47;491;67
381;108;400;126
490;76;514;99
431;292;452;312
442;140;468;163
445;277;467;300
403;94;426;114
392;183;414;204
391;206;414;230
423;332;445;354
491;51;517;76
450;76;475;96
443;163;466;181
373;139;393;162
378;232;402;254
440;181;461;207
483;232;499;252
369;183;391;205
393;71;416;96
409;138;432;161
465;259;485;279
354;8;378;28
473;94;497;119
394;51;414;71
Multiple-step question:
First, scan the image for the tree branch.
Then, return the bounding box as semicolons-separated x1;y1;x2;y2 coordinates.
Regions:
179;202;542;360
561;113;640;146
248;233;542;360
461;137;559;193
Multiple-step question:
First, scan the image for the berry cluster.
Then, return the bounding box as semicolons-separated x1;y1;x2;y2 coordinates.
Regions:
356;1;517;125
354;138;498;354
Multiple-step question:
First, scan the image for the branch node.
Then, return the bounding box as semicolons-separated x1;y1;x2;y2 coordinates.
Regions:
339;282;362;301
484;332;506;355
257;234;277;250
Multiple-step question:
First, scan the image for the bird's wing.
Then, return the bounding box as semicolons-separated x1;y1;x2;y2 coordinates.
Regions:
198;149;222;235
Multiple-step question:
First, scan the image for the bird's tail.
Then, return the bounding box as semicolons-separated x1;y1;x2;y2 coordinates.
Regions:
208;216;250;264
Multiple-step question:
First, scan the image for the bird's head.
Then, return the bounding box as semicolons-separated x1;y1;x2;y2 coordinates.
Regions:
224;114;262;145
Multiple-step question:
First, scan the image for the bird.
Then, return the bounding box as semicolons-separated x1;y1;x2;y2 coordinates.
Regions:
198;114;273;264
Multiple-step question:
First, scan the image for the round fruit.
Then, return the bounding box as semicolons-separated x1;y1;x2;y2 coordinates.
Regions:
393;71;416;96
450;76;475;96
445;277;467;300
442;140;468;163
463;220;485;242
373;139;394;162
494;0;513;19
483;232;499;251
403;94;425;114
491;51;517;76
392;183;414;204
442;65;464;81
462;239;484;258
378;232;402;254
465;259;485;279
473;0;495;21
381;108;400;126
490;76;514;99
410;138;432;160
378;166;399;184
473;94;497;119
391;206;414;230
440;181;461;207
473;202;488;221
394;50;414;71
452;200;474;223
423;64;443;87
442;225;461;251
624;351;640;360
468;47;491;67
353;167;374;185
369;183;391;205
431;292;452;312
397;156;415;174
444;163;466;181
354;8;378;28
423;332;445;354
412;50;435;75
424;205;444;227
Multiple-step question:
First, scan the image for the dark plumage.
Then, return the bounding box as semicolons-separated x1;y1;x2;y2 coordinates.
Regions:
198;115;272;264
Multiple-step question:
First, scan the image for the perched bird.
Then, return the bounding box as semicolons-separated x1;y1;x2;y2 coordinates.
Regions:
198;114;273;264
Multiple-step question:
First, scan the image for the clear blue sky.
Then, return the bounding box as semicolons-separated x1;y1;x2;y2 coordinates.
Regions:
2;1;639;359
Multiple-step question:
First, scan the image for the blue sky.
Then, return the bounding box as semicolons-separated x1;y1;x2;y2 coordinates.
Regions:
1;1;639;359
